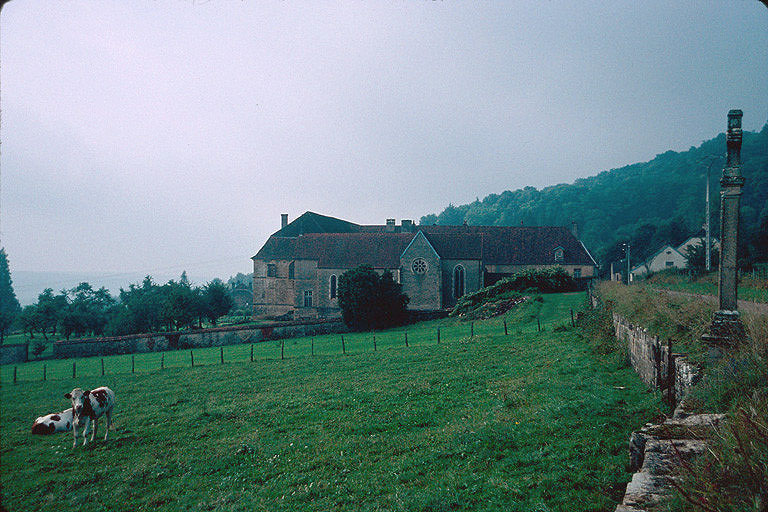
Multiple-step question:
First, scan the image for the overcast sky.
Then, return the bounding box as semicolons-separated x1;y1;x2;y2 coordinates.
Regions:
1;0;767;285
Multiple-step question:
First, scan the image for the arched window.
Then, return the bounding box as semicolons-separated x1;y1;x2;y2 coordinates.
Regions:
329;274;337;299
453;265;465;299
554;247;564;262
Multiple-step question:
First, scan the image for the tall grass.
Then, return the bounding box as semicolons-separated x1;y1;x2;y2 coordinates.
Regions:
595;281;715;364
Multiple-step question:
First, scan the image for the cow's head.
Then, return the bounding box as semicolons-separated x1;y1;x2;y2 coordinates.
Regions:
64;388;90;417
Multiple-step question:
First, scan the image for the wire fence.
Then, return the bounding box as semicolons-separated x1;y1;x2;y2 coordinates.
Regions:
2;307;580;385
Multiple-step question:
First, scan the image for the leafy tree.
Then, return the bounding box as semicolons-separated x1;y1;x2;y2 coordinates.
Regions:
0;248;21;343
161;278;198;330
203;279;234;326
684;242;719;276
338;265;409;331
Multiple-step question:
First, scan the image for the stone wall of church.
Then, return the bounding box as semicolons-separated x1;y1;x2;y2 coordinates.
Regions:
441;259;483;308
400;235;442;310
291;260;318;319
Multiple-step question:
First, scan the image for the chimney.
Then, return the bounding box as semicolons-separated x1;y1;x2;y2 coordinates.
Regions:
571;221;578;239
281;213;288;229
401;219;414;232
385;218;396;232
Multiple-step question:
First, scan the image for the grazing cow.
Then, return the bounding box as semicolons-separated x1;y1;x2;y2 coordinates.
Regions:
31;408;74;435
64;386;115;448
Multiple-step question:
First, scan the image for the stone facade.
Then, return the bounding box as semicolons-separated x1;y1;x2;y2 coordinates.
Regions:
253;212;598;319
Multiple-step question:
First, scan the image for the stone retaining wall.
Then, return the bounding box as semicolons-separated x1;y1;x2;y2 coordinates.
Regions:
612;313;700;404
52;319;347;359
0;343;28;365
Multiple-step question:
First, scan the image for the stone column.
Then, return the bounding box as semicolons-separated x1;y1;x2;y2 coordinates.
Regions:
703;110;747;356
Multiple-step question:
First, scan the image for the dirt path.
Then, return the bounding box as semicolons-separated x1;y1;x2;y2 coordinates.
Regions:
652;288;768;317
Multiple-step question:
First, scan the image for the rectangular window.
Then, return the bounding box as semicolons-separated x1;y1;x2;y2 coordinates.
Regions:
303;290;313;308
666;261;674;267
573;268;581;278
267;263;277;277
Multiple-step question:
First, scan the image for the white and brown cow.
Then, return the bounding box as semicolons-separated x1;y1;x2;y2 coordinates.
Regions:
64;386;115;448
31;408;74;435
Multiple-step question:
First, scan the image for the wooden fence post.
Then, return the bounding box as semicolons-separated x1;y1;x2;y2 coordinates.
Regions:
220;346;224;364
190;350;194;367
437;327;440;344
250;344;254;362
281;339;285;360
13;366;17;384
43;364;46;381
537;318;541;332
570;308;575;327
341;336;346;355
405;331;409;347
373;334;376;352
101;358;105;376
161;353;164;370
311;338;315;357
504;320;508;336
471;322;474;337
72;362;76;379
132;355;135;373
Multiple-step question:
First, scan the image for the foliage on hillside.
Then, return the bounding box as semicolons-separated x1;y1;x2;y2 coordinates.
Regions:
451;268;575;320
421;124;768;269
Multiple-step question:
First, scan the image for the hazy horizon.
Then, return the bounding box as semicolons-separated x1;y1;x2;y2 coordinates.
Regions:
2;1;767;282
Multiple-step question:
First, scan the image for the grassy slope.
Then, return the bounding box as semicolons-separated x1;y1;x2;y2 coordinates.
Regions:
645;271;768;304
1;294;662;512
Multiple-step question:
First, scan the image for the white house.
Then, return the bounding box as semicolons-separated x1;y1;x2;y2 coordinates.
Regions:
630;244;687;278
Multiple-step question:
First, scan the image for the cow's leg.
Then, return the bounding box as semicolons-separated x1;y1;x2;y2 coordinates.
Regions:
103;410;112;441
72;423;79;448
81;418;91;446
91;418;98;442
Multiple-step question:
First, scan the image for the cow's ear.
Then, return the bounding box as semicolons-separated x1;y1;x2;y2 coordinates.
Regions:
83;390;91;396
64;393;71;399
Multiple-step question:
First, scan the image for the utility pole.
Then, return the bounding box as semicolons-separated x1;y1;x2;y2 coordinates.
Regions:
700;155;723;272
623;242;631;284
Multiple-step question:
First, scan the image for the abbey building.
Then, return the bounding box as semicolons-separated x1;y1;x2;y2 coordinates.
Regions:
252;212;596;319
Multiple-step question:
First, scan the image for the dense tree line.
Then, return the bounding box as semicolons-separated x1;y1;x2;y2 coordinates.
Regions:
18;273;234;341
421;124;768;270
0;249;22;343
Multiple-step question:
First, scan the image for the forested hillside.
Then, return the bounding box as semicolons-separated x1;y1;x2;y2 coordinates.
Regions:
421;124;768;269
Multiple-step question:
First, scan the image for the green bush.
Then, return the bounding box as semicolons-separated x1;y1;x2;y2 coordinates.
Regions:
338;265;409;331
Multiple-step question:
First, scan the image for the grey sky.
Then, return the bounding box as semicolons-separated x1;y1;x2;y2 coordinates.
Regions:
1;1;767;285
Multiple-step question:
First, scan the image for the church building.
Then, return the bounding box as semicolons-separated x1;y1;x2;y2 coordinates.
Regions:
252;212;597;319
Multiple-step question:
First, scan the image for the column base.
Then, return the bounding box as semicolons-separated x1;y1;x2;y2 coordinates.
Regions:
701;310;747;360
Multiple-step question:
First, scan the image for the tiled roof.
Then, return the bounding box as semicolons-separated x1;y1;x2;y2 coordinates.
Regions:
255;233;414;269
256;212;596;267
272;211;360;237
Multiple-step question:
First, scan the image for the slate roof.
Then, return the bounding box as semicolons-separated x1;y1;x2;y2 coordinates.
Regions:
255;212;597;268
255;233;415;269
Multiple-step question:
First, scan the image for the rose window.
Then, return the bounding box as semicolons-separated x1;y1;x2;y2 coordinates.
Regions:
412;258;428;274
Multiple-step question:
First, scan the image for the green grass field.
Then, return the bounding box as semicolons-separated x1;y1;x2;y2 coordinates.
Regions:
0;293;663;511
645;270;768;304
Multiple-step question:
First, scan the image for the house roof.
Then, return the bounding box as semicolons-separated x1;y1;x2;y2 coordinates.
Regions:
272;211;361;237
255;212;597;268
255;233;415;269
